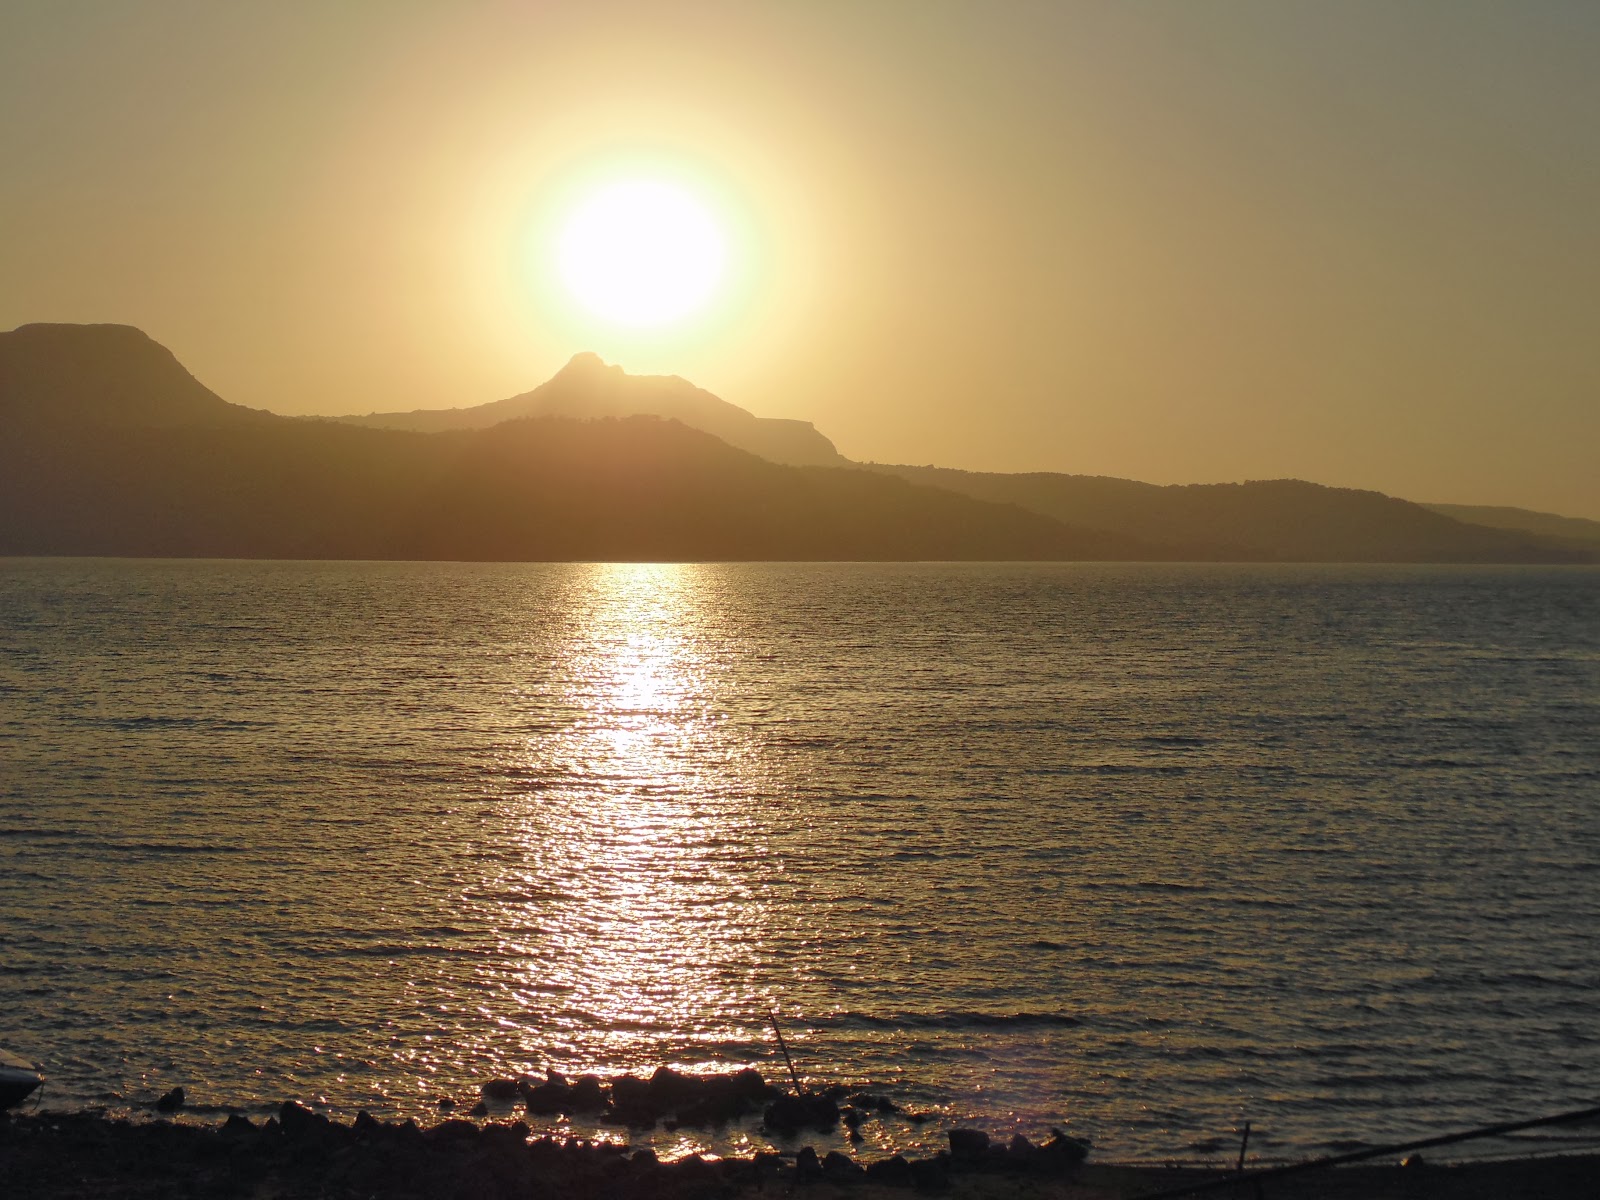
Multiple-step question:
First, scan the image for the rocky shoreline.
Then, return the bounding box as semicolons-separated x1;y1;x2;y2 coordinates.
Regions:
3;1102;1092;1199
5;1102;1598;1199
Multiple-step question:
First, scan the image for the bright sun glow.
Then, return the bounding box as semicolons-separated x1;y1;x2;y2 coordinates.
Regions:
556;179;728;328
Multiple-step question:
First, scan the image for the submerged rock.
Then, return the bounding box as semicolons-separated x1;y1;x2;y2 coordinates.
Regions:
850;1091;900;1114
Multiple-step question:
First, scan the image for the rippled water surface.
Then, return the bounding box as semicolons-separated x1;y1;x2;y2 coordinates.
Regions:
1;559;1597;1161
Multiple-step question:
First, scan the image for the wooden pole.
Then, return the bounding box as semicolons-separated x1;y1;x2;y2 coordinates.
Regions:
769;1009;804;1095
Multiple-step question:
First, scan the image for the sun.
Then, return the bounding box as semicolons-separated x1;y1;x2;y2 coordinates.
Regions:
555;179;728;328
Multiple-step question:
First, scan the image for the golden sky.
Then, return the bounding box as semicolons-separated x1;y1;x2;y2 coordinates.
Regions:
3;1;1597;517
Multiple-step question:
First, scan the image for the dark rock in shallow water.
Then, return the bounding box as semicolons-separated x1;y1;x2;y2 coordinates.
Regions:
521;1077;571;1115
220;1112;254;1137
823;1150;866;1180
675;1092;745;1127
481;1077;521;1102
467;1100;489;1117
763;1092;840;1134
277;1101;323;1138
429;1118;480;1146
909;1155;951;1191
850;1091;900;1114
673;1153;718;1187
948;1127;990;1159
1040;1127;1091;1170
647;1065;699;1110
866;1154;914;1186
795;1145;822;1180
733;1067;775;1101
479;1120;529;1151
606;1073;660;1126
569;1073;607;1111
611;1073;649;1107
155;1086;185;1113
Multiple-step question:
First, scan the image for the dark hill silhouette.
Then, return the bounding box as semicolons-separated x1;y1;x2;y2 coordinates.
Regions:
0;322;273;430
2;323;1590;563
0;325;1148;561
336;351;846;468
867;465;1593;563
0;416;1155;561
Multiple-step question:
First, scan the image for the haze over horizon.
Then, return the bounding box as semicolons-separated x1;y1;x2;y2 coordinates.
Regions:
4;2;1597;518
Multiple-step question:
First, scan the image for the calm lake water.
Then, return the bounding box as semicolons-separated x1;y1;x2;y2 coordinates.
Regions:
1;559;1597;1162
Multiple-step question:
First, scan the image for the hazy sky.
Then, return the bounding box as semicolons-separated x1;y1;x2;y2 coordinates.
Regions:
4;1;1597;516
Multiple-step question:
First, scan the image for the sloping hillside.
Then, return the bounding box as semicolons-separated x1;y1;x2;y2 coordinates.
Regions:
1424;502;1600;554
868;465;1592;563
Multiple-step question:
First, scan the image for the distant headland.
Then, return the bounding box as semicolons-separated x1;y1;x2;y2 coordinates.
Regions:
1;322;1593;564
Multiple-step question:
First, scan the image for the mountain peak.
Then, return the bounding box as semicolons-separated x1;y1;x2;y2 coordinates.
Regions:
334;348;849;467
557;351;622;379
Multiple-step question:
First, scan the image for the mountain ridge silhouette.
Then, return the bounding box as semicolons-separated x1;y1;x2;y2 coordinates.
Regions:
334;349;846;468
0;322;1590;563
0;323;1149;561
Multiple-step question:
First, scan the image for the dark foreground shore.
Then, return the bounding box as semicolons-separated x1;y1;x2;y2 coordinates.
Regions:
4;1110;1597;1200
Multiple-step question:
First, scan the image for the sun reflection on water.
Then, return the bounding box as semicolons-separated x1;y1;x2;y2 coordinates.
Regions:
482;564;780;1086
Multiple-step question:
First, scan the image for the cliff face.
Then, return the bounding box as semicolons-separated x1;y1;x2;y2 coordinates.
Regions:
336;352;847;468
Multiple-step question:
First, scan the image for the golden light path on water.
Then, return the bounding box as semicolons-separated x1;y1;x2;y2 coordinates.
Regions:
6;561;1596;1163
469;564;782;1158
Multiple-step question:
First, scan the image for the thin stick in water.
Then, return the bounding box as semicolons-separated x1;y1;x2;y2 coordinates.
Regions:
769;1009;804;1095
